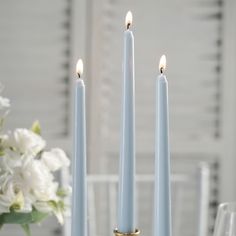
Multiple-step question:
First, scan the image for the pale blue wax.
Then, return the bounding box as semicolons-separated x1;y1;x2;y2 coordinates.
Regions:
71;79;87;236
154;74;172;236
118;28;135;233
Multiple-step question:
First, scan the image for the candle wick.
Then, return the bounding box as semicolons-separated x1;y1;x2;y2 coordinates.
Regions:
127;23;131;30
77;73;81;78
160;67;164;74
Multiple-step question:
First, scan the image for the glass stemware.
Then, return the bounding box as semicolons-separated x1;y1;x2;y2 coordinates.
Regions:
214;202;236;236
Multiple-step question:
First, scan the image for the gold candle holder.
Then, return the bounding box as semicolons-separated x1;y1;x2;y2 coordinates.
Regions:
113;229;140;236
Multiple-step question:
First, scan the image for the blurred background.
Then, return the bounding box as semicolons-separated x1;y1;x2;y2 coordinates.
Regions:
1;0;236;235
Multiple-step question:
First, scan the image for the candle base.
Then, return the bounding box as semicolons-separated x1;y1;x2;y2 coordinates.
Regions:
113;229;140;236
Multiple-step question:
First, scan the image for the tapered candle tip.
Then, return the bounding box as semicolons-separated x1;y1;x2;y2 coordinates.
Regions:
159;55;167;74
76;59;83;78
125;11;133;29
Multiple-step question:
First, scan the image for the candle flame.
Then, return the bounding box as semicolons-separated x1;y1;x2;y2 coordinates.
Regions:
125;11;133;29
76;59;83;77
159;55;167;73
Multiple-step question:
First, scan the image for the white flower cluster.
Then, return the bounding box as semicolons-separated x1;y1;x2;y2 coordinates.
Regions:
0;89;71;225
0;129;70;224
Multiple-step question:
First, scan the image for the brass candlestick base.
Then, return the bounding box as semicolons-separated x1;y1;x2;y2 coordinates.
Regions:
114;229;140;236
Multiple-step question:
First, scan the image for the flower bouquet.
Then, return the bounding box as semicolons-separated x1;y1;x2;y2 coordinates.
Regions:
0;87;71;235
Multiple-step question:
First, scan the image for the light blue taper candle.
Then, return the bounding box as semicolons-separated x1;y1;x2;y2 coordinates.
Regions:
118;11;136;233
154;55;172;236
71;59;87;236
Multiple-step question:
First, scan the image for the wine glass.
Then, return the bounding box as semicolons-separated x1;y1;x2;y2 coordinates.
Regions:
213;202;236;236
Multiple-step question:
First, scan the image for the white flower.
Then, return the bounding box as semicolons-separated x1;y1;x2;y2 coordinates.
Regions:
0;151;23;174
34;199;65;224
0;179;24;214
0;134;9;147
41;148;70;172
0;154;63;214
34;201;52;213
0;124;70;224
0;84;70;224
0;174;12;213
0;196;11;214
53;207;64;225
0;96;10;109
6;129;46;155
20;196;33;213
13;159;58;202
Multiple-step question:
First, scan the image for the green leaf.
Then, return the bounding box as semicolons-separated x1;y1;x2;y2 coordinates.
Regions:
0;118;5;129
0;209;48;225
47;200;57;211
56;188;68;198
0;211;32;224
21;224;31;236
48;200;65;212
0;210;48;236
31;120;41;135
0;149;5;156
30;210;49;223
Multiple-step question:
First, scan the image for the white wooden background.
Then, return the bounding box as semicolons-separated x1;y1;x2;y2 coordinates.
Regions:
85;0;236;202
0;0;236;235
